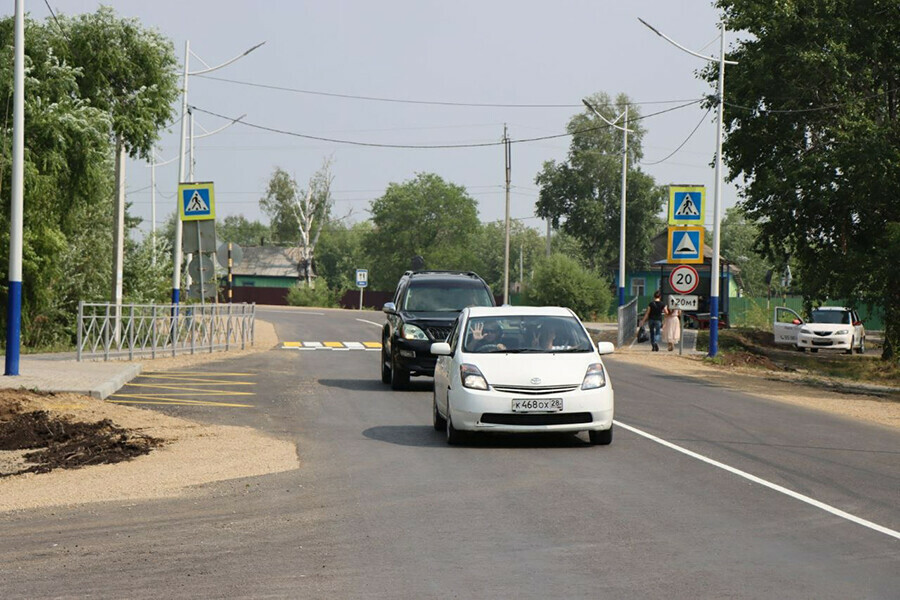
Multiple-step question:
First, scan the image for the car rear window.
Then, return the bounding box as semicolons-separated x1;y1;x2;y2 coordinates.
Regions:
403;283;493;312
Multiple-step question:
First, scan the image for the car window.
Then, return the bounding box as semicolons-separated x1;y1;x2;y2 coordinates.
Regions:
403;284;493;312
462;315;593;353
448;316;462;353
811;310;848;325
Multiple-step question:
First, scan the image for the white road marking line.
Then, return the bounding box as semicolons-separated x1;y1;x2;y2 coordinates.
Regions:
343;342;364;349
356;318;382;328
614;420;900;541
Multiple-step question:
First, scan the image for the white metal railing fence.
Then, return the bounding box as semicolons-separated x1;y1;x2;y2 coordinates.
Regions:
77;302;255;361
617;298;638;349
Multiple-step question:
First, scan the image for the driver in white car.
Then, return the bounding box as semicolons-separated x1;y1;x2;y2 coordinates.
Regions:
468;321;508;352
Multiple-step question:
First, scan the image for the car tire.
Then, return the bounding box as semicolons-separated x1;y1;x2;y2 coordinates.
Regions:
858;337;866;354
846;338;855;355
433;389;446;431
381;342;391;384
390;347;410;390
589;426;613;446
795;345;806;352
810;348;818;353
446;409;465;445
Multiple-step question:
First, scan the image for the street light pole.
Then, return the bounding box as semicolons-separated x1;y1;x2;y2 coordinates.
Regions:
582;99;632;307
638;18;736;357
503;124;511;305
5;0;24;376
171;40;264;306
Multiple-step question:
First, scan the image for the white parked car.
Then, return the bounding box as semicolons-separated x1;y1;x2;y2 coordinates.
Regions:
431;306;615;445
773;306;866;354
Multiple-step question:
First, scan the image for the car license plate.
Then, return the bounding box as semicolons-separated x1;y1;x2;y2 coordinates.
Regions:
512;398;563;413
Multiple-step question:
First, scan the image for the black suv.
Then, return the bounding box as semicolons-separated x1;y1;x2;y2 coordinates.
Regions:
381;270;495;389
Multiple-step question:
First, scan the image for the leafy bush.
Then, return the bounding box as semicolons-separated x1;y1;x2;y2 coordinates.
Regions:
523;254;611;320
286;281;339;308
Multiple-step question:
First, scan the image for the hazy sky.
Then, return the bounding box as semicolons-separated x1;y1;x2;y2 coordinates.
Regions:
28;1;741;238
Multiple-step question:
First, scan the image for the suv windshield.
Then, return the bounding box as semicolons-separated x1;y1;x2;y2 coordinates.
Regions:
811;310;851;325
403;283;493;312
463;315;593;353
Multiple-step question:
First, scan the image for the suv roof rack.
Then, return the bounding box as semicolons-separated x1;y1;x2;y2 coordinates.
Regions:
403;270;480;278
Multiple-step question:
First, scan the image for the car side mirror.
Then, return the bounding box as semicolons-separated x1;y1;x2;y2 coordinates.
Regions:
431;342;452;356
853;321;862;326
792;318;801;325
595;341;615;355
383;302;396;314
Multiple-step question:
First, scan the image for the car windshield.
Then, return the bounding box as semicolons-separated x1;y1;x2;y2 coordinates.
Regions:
403;284;493;312
462;315;593;353
811;310;851;325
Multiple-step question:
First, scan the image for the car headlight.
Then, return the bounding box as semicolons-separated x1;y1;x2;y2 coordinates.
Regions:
800;327;812;334
401;324;429;341
581;363;607;390
834;329;849;335
460;363;488;390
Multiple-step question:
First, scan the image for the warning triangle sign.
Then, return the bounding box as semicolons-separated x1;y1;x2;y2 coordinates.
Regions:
674;232;698;254
186;191;209;212
675;194;700;217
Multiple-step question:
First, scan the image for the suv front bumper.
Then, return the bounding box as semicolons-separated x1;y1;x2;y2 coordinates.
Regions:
392;338;439;376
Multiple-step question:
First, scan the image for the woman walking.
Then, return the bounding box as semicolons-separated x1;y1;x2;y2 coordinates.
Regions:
662;305;681;351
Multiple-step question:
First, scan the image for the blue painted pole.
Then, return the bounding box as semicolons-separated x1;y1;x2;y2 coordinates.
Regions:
618;286;625;307
5;0;25;376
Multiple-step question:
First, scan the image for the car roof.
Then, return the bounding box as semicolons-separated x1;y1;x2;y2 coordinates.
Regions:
813;306;852;311
404;270;486;283
466;306;576;318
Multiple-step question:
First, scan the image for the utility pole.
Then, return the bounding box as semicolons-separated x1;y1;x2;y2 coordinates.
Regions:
546;219;551;257
112;136;126;344
150;148;157;265
503;124;511;305
5;0;24;376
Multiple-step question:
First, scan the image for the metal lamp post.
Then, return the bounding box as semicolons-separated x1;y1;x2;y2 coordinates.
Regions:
171;40;264;306
639;18;736;357
582;99;632;307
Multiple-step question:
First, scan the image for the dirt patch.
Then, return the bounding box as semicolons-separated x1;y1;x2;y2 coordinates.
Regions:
0;408;163;477
0;318;299;513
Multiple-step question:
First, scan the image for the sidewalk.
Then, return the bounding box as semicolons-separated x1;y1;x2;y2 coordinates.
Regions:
0;355;141;399
583;321;702;355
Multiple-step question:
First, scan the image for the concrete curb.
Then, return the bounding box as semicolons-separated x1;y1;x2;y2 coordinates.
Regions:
82;363;143;400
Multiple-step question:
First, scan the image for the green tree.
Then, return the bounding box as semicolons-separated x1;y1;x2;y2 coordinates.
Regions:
365;173;482;289
709;1;900;358
316;220;372;292
524;254;612;320
471;221;547;296
218;215;271;247
535;92;666;272
720;206;770;296
260;168;301;244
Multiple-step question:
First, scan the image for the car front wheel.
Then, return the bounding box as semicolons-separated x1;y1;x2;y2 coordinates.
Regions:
846;338;854;355
390;347;410;390
381;343;391;384
589;425;613;446
433;389;446;431
857;337;866;354
446;409;464;445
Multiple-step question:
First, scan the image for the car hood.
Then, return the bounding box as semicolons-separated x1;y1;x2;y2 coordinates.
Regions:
804;323;852;333
400;310;460;323
465;353;600;386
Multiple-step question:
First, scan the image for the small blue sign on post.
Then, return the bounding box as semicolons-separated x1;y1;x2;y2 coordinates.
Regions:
668;185;705;225
356;269;368;288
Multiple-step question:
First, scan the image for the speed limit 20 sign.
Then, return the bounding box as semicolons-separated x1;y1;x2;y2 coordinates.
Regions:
669;265;699;294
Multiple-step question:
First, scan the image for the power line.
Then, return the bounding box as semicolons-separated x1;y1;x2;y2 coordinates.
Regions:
640;106;712;166
191;99;705;150
195;74;702;109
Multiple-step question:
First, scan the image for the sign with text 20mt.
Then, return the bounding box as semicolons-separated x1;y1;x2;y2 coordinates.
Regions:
178;182;216;221
667;226;704;264
668;185;705;225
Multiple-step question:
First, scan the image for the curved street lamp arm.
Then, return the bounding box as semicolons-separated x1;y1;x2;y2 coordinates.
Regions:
582;99;633;133
187;41;266;76
638;18;737;65
193;113;247;139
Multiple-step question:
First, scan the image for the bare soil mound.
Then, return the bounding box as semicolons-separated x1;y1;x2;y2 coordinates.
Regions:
0;407;163;477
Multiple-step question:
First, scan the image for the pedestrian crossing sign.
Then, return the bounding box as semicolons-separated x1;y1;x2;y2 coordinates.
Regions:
668;185;705;225
178;182;216;221
667;226;704;264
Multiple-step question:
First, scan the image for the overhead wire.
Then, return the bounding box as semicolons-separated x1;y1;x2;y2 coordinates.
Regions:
640;106;712;166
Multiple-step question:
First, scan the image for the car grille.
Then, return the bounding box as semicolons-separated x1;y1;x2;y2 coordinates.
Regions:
491;384;580;395
426;326;452;341
480;412;593;426
814;331;832;337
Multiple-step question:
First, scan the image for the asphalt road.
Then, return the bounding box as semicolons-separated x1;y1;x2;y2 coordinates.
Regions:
2;306;898;599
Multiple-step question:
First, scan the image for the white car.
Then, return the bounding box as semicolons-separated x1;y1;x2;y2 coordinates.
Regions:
431;306;615;445
773;306;866;354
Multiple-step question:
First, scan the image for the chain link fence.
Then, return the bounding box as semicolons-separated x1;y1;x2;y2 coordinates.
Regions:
77;302;255;361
